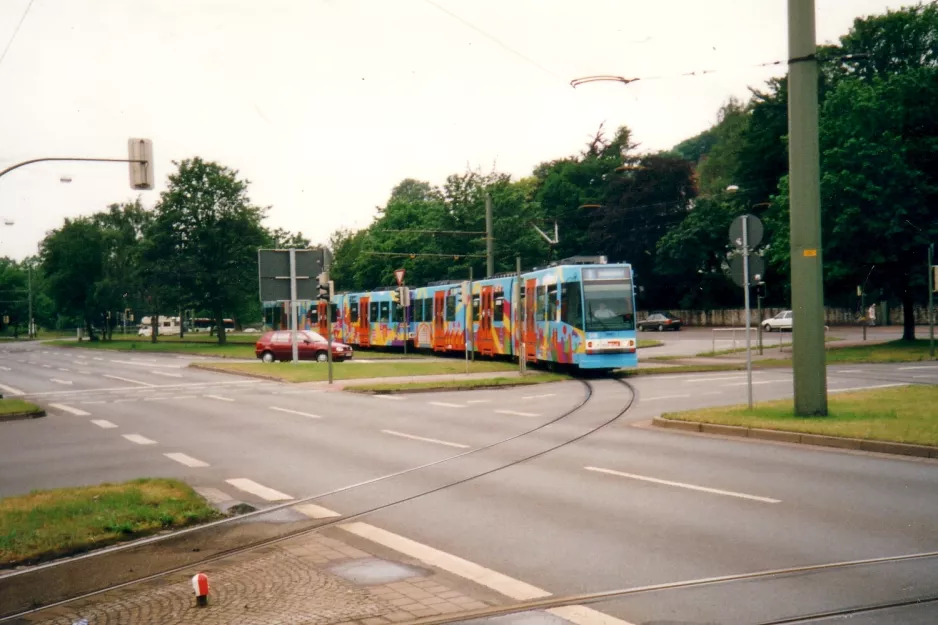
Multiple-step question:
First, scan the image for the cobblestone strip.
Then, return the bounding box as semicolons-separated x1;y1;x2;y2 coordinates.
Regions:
22;531;495;625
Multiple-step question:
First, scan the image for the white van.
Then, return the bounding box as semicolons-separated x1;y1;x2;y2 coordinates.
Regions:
137;316;182;337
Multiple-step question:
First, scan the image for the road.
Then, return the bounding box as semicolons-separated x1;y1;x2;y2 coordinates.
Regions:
1;340;937;624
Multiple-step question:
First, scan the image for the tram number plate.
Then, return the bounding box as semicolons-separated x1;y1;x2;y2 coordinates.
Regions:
608;341;620;347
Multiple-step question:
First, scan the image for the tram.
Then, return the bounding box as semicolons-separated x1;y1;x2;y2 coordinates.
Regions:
315;255;637;371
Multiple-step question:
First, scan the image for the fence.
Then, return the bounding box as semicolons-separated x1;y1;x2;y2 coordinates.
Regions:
711;325;831;354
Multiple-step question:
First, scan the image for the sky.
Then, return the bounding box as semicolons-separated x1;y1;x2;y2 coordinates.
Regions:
0;0;913;260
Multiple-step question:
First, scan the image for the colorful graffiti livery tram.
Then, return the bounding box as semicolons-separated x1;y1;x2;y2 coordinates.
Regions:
300;257;638;371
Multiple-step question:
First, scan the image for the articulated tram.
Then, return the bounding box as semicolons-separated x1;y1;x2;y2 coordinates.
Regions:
301;256;638;371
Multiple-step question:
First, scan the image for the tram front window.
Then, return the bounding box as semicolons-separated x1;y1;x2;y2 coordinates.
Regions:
583;281;635;331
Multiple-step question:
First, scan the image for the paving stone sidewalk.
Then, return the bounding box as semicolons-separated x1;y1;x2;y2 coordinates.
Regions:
15;528;498;625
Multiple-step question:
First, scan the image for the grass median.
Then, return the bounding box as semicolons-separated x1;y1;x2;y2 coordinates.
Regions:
0;478;220;568
194;359;518;383
661;385;938;446
346;373;568;393
0;398;43;418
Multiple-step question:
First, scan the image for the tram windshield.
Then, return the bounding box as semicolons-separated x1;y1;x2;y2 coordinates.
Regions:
583;280;635;332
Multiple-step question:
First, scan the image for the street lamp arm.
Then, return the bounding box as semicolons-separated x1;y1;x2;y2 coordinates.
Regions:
570;75;640;88
0;157;144;181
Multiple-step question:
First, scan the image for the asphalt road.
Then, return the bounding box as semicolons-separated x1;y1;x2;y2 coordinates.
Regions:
1;340;936;624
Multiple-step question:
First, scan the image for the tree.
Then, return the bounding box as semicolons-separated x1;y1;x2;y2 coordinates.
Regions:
267;228;311;249
147;158;268;345
40;218;107;339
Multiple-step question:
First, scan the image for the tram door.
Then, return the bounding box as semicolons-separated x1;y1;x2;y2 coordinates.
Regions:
317;301;328;338
359;297;371;347
477;286;495;356
432;291;446;351
524;279;537;361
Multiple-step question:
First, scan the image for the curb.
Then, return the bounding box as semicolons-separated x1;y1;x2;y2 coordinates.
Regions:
0;409;46;423
344;380;555;395
652;417;938;459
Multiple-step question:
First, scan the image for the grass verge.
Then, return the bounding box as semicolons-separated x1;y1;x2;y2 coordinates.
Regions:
0;399;42;417
661;385;938;446
193;359;518;383
825;339;936;363
345;373;568;393
49;339;255;359
0;478;220;568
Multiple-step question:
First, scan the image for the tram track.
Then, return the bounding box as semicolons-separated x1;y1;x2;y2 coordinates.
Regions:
0;378;637;621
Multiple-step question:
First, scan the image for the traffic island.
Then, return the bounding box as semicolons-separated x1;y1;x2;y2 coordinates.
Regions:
191;360;519;383
654;385;938;458
344;373;568;394
0;398;45;422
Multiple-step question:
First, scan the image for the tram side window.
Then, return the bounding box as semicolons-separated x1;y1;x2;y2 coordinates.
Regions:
367;302;377;323
547;285;559;322
472;296;480;322
379;300;390;322
562;282;583;329
350;299;359;323
389;301;399;323
446;295;456;321
308;309;319;324
494;296;504;322
536;286;547;321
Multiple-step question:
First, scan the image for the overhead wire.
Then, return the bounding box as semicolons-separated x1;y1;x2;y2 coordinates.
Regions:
0;0;36;72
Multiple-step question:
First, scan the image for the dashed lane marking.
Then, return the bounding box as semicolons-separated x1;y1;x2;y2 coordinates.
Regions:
494;409;541;417
42;364;52;369
373;394;405;400
103;374;156;387
151;371;183;378
834;369;863;373
685;375;747;383
521;393;556;400
109;359;185;369
80;401;106;405
50;378;73;385
270;406;321;419
114;398;139;403
79;370;92;375
225;478;293;501
466;399;490;404
584;466;781;504
829;383;907;393
122;434;157;445
90;419;118;429
0;383;24;396
642;394;690;401
49;403;90;416
194;487;233;504
93;357;104;361
0;365;10;371
164;452;209;467
58;367;70;372
723;380;783;387
21;379;262;398
898;365;938;370
381;429;470;449
205;394;234;402
428;401;465;408
294;503;342;518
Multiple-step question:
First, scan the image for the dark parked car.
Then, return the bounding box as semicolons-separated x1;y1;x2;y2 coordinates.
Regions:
638;312;683;331
255;330;353;362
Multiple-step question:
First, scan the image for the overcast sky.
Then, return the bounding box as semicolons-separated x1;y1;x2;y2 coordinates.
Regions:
0;0;911;260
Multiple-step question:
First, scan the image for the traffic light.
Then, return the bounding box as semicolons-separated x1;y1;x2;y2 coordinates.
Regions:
317;283;330;301
128;138;154;190
755;282;766;298
399;286;410;307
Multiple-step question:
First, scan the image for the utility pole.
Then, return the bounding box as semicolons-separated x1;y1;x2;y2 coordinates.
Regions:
787;0;828;415
516;255;526;376
743;216;753;409
289;248;299;363
27;265;33;339
929;243;934;359
485;194;494;278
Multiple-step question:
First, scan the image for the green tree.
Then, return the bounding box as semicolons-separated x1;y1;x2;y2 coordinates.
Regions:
147;158;268;345
40;218;107;339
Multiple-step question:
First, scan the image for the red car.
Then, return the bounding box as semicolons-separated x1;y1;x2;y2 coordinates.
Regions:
255;330;353;363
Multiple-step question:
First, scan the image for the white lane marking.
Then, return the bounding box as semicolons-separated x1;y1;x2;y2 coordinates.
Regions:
194;487;233;503
169;395;196;401
374;394;405;400
521;393;556;400
642;394;691;401
279;389;325;395
90;419;118;429
114;398;139;403
42;364;52;369
79;370;92;375
723;380;782;387
58;367;70;372
93;357;104;361
685;375;747;383
151;371;183;378
22;379;261;398
494;409;541;417
103;374;156;387
50;378;73;385
49;403;90;416
466;399;490;404
829;383;907;394
0;383;24;396
584;466;780;504
834;369;863;373
0;366;10;371
205;394;234;402
339;522;550;600
899;365;938;370
144;396;174;402
164;452;209;467
122;434;157;445
270;406;321;419
428;401;465;408
80;401;106;405
294;503;342;518
548;605;637;625
110;359;184;369
73;360;88;365
225;478;293;501
382;429;470;449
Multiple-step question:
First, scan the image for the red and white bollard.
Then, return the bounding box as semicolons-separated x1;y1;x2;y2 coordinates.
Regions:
192;573;209;606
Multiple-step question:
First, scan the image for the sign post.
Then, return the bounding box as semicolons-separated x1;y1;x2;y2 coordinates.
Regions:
929;244;935;360
730;214;764;409
395;269;407;357
258;248;327;364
